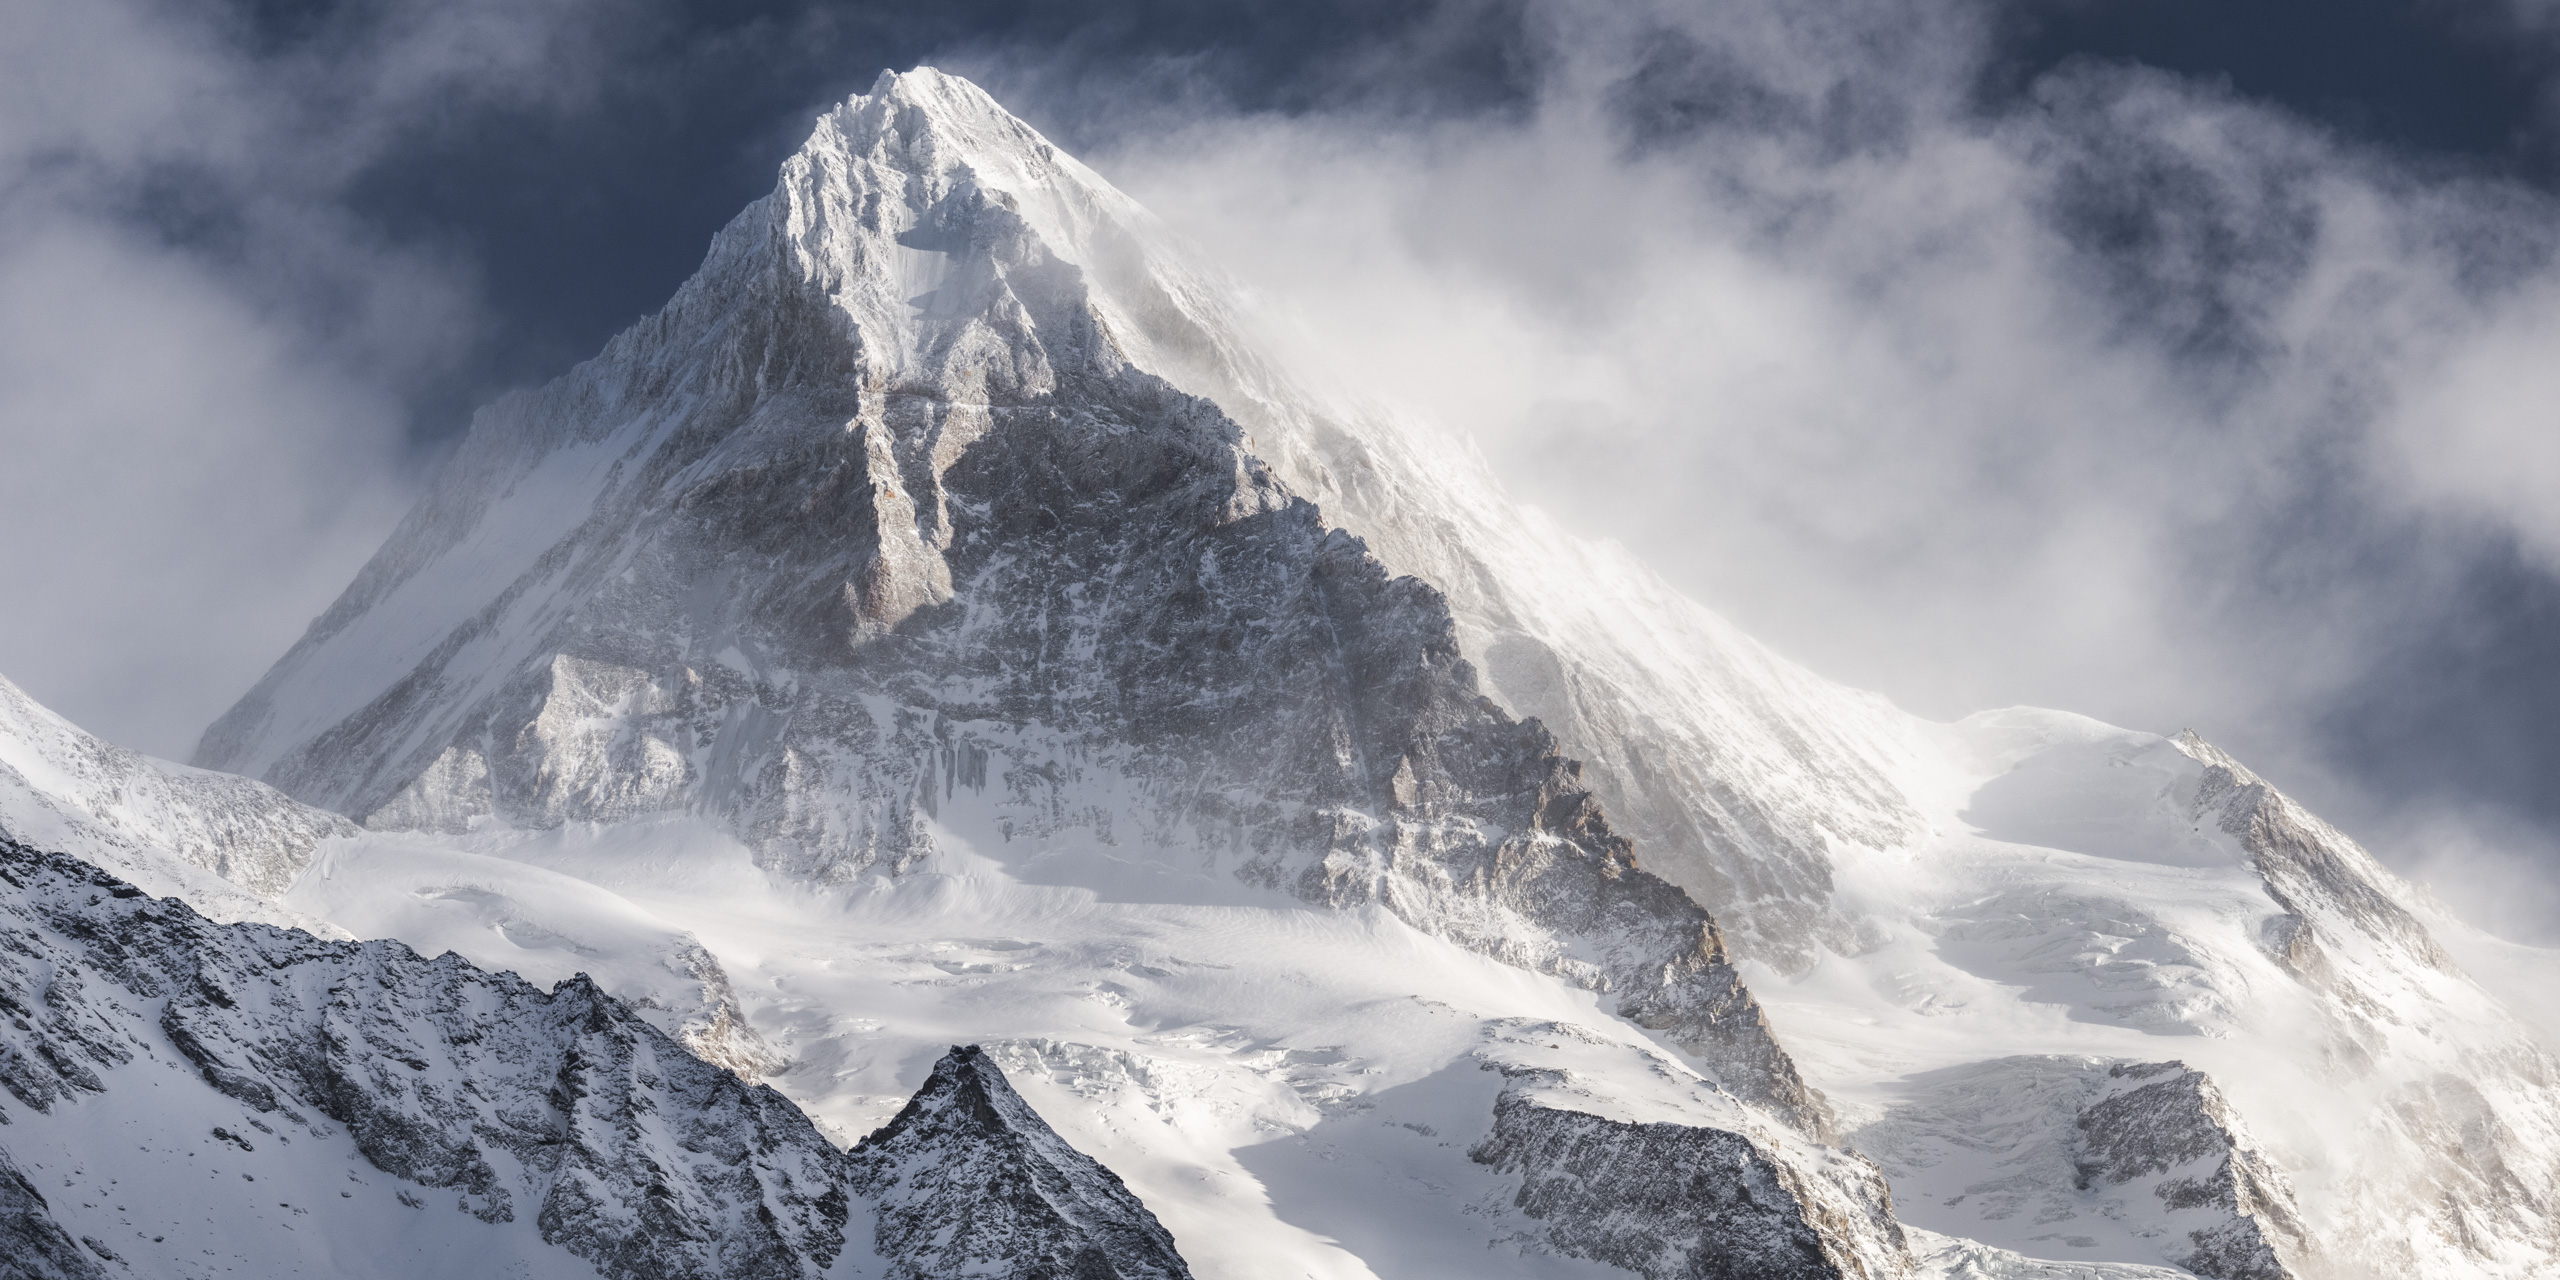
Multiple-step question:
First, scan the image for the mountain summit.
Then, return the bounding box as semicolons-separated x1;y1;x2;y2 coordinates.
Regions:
189;67;1842;1133
118;67;2560;1278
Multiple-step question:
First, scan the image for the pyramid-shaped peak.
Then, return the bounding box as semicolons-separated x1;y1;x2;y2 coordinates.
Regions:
860;66;1010;118
851;1045;1195;1279
807;65;1096;197
859;1044;1051;1146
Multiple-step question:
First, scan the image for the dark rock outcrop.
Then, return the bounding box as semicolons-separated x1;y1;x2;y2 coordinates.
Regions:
2073;1062;2309;1280
1471;1084;1911;1279
0;836;852;1279
0;838;1203;1280
0;1144;106;1280
850;1045;1191;1280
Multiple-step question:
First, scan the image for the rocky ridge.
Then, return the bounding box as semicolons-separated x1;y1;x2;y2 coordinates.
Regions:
2072;1063;2307;1280
0;837;1198;1280
1473;1073;1911;1280
1848;1054;2307;1280
0;1142;105;1280
0;671;351;929
849;1044;1193;1280
137;63;2560;1280
2167;731;2560;1274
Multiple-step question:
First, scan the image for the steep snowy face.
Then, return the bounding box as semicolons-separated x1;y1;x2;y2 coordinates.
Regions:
172;63;2560;1280
0;670;352;932
192;69;1932;977
1762;711;2560;1278
190;68;1825;1135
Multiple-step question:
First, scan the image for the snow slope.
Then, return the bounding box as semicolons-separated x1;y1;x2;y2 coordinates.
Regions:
289;810;1903;1280
1755;710;2560;1277
0;670;350;933
196;62;1843;1158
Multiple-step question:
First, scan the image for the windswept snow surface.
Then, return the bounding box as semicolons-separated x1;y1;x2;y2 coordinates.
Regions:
1751;709;2560;1278
273;708;2560;1278
0;670;351;935
286;810;1827;1280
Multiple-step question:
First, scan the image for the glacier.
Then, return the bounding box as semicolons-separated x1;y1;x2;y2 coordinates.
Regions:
0;65;2548;1279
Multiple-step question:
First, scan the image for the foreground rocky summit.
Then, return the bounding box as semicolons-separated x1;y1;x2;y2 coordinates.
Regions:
851;1044;1193;1280
0;837;1196;1279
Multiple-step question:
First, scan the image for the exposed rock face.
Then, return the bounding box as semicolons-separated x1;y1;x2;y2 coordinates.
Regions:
1849;1054;2306;1280
0;838;1211;1280
2072;1063;2308;1280
850;1045;1191;1280
0;1145;106;1280
191;68;1824;1135
1471;1082;1911;1280
145;61;2560;1280
0;671;351;929
0;835;851;1278
2174;731;2451;985
2170;732;2560;1274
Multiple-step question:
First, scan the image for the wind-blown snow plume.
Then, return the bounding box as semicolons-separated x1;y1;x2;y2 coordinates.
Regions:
1050;0;2560;927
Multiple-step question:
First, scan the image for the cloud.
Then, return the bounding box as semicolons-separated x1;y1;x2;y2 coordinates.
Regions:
0;0;628;757
1054;0;2560;935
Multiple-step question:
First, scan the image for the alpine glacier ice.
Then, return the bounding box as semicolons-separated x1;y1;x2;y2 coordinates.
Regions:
0;669;351;932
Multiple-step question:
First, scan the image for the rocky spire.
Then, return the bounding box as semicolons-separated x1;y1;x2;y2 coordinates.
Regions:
850;1045;1193;1280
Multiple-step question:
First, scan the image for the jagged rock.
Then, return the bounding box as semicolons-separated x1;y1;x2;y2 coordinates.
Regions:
131;61;2560;1280
191;67;1825;1135
0;1144;106;1280
1470;1081;1911;1279
2173;730;2451;980
0;836;1212;1279
0;835;851;1279
1850;1053;2308;1280
2073;1063;2308;1280
848;1045;1192;1280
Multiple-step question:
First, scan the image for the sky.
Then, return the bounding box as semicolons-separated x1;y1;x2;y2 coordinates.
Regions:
7;0;2560;939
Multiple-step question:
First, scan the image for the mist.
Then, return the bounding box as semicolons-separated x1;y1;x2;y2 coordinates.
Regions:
1025;0;2560;938
0;0;628;757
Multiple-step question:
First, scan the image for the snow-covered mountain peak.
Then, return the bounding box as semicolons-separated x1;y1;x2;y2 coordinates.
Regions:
141;65;2560;1278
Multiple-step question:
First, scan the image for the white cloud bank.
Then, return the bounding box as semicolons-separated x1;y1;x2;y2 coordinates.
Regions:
1050;0;2560;935
0;0;617;757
